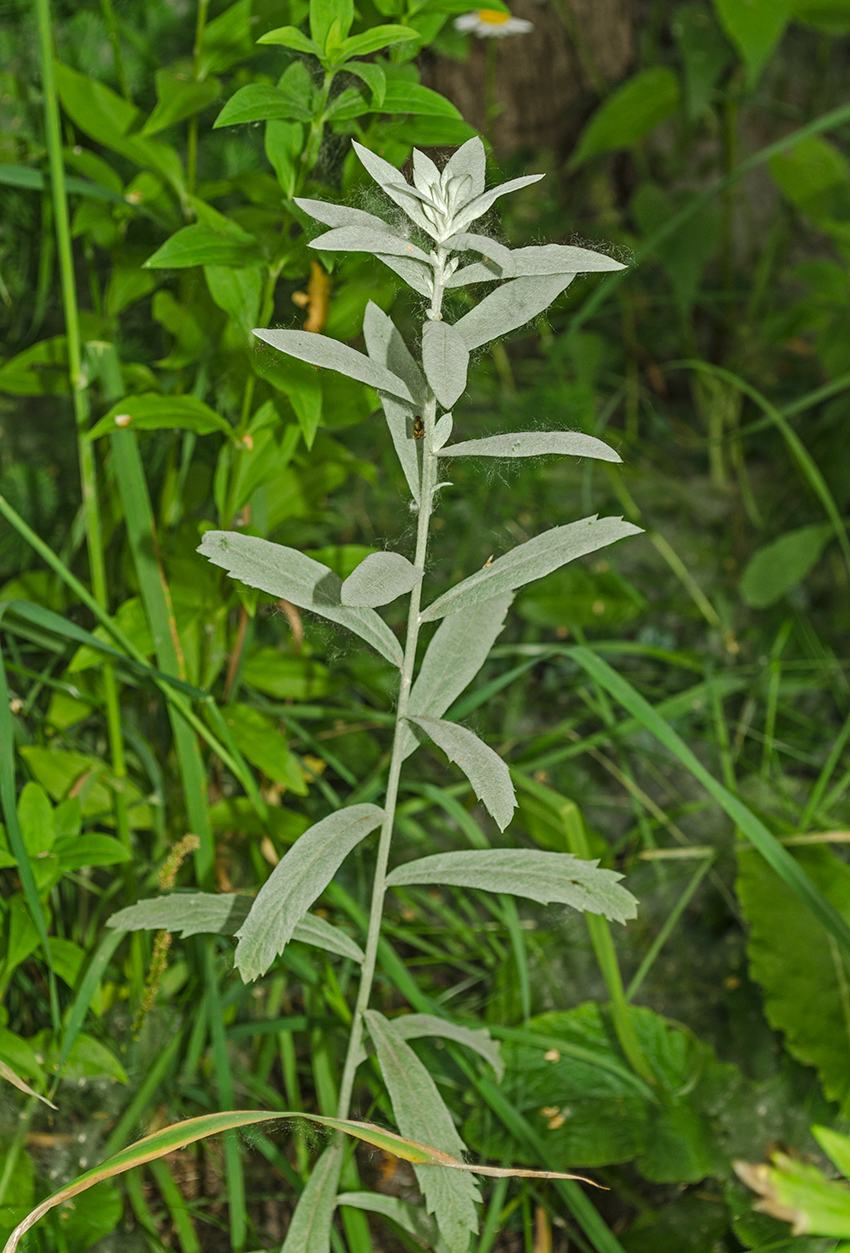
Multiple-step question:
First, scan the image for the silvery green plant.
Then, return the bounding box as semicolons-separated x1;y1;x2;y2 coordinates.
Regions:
111;137;641;1252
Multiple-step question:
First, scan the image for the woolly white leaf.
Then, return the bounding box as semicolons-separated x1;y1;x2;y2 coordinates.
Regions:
420;516;641;622
422;320;469;409
282;1141;343;1253
450;173;545;234
412;147;441;196
433;413;453;451
109;893;364;962
341;551;422;607
440;431;621;463
407;715;516;831
235;804;384;981
386;850;638;923
362;302;424;502
453;273;575;351
365;1011;480;1253
376;252;433;297
509;242;625;276
445;232;513;272
443;136;486;204
310;225;430;264
253;328;413;403
294;197;391;233
352;141;436;236
444;260;502;288
390;1013;503;1081
198;531;403;667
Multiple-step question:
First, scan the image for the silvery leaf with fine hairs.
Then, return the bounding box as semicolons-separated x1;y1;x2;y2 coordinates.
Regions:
252;327;414;402
387;850;639;923
453;273;576;351
407;714;516;831
422;320;469;409
440;431;621;462
341;551;422;607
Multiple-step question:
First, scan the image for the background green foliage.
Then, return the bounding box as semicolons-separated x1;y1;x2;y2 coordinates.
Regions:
2;0;850;1249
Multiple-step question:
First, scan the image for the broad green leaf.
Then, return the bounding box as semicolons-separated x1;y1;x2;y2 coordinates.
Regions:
735;1152;850;1239
265;120;304;197
362;302;422;501
0;1058;55;1108
737;845;850;1114
310;224;430;263
256;25;323;56
145;224;262;269
8;1109;583;1253
0;336;69;396
108;892;364;960
204;263;263;336
791;0;850;29
450;174;546;235
335;1193;447;1253
54;63;185;197
198;531;404;667
215;83;313;127
51;1183;123;1252
282;1142;344;1253
365;1011;480;1253
241;648;335;701
453;274;576;351
407;715;516;830
441;431;620;462
377;81;463;118
68;596;153;672
253;328;414;402
420;516;641;622
143;72;221;136
713;0;791;85
0;163;124;203
390;1013;503;1081
422;320;469;408
631;181;721;309
223;702;307;793
402;595;513;760
310;0;354;49
343;60;386;106
739;524;833;607
770;135;850;223
19;746;153;830
814;1126;850;1179
388;849;637;921
234;803;384;980
54;835;131;870
673;3;734;119
335;25;421;60
88;393;232;439
570;67;681;166
341;551;421;607
17;782;54;856
197;0;257;74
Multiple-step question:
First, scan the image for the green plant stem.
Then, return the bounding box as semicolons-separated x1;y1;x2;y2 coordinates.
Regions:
335;250;449;1123
35;0;132;872
186;0;211;196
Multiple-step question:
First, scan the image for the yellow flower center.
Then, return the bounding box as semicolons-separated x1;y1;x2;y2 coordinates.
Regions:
477;9;511;22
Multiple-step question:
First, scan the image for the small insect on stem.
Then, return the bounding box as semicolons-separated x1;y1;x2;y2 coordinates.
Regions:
413;416;425;440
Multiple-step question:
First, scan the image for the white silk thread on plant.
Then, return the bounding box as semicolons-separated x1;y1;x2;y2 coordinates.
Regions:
454;8;533;37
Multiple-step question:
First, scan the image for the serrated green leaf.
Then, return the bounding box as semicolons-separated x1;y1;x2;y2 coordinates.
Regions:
570;67;681;166
145;224;262;269
736;845;850;1114
407;715;516;830
341;551;421;607
441;431;621;462
422;320;469;408
390;1013;503;1081
365;1011;480;1253
198;531;404;667
253;327;413;402
235;804;384;980
88;393;232;439
421;516;641;622
453;273;575;351
388;849;637;921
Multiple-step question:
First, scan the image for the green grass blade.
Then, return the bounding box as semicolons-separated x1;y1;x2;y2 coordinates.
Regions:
625;855;715;1001
53;927;126;1091
570;646;850;954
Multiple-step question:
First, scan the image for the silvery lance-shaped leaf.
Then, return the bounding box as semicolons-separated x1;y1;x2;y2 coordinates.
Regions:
453;273;575;352
407;715;516;831
433;413;453;451
235;804;384;981
363;302;423;502
310;226;430;265
422;320;469;409
253;328;413;404
352;141;436;237
108;893;364;962
440;431;621;463
365;1011;480;1253
400;594;513;761
445;232;513;273
412;147;441;196
199;531;403;667
341;551;422;607
443;137;486;204
390;1013;503;1081
282;1141;343;1253
294;197;392;233
375;253;433;298
450;174;545;235
386;850;638;924
420;515;641;623
444;260;502;289
509;242;625;277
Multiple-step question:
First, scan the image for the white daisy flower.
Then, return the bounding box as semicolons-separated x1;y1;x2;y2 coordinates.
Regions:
454;8;533;37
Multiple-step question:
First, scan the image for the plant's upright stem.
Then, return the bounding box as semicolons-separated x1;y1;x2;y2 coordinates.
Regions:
187;0;211;196
35;0;132;867
336;251;448;1120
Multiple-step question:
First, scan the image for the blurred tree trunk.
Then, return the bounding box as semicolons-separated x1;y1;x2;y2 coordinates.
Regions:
421;0;635;158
